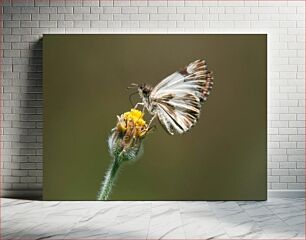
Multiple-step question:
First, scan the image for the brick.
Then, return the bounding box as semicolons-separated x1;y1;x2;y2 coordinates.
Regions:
12;13;31;20
297;162;305;168
289;135;305;142
272;183;287;189
270;121;288;128
289;121;304;128
234;7;251;13
279;128;297;135
185;0;202;6
297;142;305;149
90;6;104;13
50;14;65;20
168;14;184;21
57;20;73;28
91;21;107;28
57;6;73;14
139;21;157;28
177;21;194;28
83;0;99;6
279;114;296;121
150;14;167;20
4;176;20;183
114;0;130;6
272;169;289;176
39;21;57;28
4;6;21;13
99;14;113;20
268;162;279;169
12;0;34;7
280;162;296;169
234;21;251;28
74;21;90;28
210;21;234;28
158;7;176;14
35;0;49;6
219;14;243;21
21;7;39;14
4;35;21;43
218;1;243;6
177;7;196;14
288;183;305;189
74;7;90;13
289;169;304;176
148;0;167;6
12;170;28;177
83;13;99;20
251;7;279;14
4;50;20;58
20;177;36;183
3;21;19;28
297;176;305;183
280;142;296;149
121;7;138;13
12;28;31;35
268;176;279;183
104;7;121;13
185;14;202;21
21;20;39;27
289;155;305;161
65;14;83;20
2;169;12;176
130;14;149;20
98;0;113;6
138;6;157;13
114;14;129;20
121;20;139;28
195;7;209;14
65;0;82;6
130;0;147;6
280;176;296;183
158;20;176;28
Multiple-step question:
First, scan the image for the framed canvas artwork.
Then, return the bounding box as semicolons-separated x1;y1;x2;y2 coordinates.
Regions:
43;34;267;200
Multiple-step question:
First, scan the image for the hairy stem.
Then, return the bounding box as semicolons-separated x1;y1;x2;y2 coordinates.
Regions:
97;156;121;200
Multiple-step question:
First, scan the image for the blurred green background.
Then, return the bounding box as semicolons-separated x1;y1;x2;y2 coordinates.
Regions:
43;34;267;200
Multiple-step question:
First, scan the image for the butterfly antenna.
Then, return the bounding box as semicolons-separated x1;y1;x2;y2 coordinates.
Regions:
126;83;138;90
128;91;138;107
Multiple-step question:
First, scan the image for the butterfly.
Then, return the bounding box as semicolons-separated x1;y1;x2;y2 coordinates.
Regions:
130;59;214;135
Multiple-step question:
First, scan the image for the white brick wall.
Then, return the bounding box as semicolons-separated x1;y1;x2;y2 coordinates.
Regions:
1;0;305;197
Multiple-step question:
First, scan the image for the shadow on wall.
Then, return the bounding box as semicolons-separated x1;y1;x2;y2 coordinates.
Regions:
5;38;44;200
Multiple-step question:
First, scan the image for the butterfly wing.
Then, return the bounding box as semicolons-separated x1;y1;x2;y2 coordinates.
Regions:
150;59;213;135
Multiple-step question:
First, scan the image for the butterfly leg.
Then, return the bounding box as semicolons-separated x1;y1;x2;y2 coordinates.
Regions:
148;114;157;128
134;102;144;110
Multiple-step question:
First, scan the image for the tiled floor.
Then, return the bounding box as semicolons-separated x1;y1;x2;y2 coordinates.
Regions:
2;198;305;239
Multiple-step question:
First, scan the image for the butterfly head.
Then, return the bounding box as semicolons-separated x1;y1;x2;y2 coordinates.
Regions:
138;83;152;99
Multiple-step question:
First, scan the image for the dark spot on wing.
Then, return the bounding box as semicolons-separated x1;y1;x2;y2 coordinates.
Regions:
161;93;175;101
179;66;189;76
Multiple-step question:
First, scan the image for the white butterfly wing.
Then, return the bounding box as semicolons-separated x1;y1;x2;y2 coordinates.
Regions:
150;59;213;135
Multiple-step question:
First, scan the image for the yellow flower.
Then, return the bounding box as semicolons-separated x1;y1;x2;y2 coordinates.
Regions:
117;109;148;138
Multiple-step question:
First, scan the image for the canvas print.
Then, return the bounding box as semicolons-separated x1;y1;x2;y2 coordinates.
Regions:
43;34;267;200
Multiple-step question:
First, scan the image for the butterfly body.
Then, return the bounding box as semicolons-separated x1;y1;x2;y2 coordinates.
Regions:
138;84;155;114
136;60;213;135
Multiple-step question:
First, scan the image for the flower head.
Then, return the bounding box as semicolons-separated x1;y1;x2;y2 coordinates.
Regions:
118;108;148;138
108;109;149;162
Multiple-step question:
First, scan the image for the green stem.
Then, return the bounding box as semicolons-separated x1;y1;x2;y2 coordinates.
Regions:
97;155;121;200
